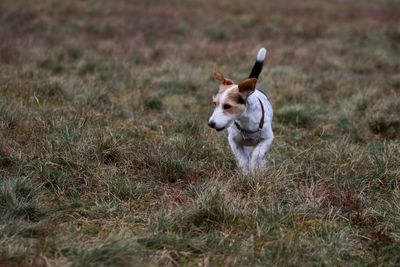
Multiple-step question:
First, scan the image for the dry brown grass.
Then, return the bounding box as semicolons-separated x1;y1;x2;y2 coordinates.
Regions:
1;0;400;266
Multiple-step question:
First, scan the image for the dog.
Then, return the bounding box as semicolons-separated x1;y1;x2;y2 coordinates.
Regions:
208;48;273;175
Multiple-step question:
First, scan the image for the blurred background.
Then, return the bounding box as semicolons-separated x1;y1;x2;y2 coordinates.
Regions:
1;0;399;137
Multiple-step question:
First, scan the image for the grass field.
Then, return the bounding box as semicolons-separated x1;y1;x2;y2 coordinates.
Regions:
1;0;400;266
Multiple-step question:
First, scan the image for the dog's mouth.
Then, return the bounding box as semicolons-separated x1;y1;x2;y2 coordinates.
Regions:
215;127;225;132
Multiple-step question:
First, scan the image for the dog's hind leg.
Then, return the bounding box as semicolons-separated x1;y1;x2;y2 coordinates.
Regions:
228;136;250;174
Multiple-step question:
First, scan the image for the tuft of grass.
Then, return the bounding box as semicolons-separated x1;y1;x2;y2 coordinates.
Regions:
144;96;163;111
129;137;214;183
95;135;123;165
151;185;242;234
37;81;66;101
369;116;400;139
62;238;146;267
0;177;45;221
276;105;315;128
109;175;142;201
0;146;15;170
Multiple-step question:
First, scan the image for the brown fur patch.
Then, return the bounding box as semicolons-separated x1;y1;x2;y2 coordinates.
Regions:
222;87;246;115
213;71;234;86
238;78;257;100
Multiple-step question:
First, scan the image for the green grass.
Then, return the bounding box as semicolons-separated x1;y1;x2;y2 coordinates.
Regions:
1;0;400;266
0;177;44;221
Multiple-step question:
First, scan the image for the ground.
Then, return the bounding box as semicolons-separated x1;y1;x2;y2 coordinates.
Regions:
1;0;400;266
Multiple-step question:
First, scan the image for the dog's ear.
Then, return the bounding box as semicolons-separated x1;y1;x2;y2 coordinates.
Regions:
213;71;224;82
238;78;257;99
213;71;234;86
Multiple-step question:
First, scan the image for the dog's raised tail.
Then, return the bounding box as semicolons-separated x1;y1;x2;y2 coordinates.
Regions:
249;48;267;79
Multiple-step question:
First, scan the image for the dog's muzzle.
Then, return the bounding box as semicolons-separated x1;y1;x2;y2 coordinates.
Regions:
208;121;224;131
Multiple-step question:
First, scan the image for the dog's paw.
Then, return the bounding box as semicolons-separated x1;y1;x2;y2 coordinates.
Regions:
241;168;251;175
239;163;250;175
250;159;267;175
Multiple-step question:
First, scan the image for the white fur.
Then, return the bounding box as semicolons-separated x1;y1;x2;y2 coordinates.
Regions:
227;90;273;175
256;48;267;62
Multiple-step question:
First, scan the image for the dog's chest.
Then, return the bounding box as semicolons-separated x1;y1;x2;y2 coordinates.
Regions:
233;131;263;146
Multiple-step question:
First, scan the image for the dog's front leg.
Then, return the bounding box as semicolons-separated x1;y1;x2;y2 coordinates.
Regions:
228;136;250;174
250;136;273;174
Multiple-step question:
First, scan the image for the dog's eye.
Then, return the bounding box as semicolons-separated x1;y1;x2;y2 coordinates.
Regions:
213;102;217;106
223;104;232;109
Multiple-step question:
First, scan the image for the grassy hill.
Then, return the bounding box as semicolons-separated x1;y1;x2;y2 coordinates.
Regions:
1;0;400;266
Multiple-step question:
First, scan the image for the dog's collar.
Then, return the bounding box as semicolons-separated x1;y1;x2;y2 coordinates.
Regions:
234;98;265;134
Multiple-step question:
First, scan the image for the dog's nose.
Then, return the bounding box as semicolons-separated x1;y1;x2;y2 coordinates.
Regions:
208;121;216;128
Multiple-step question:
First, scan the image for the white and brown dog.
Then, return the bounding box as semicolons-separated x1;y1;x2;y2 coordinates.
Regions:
208;48;273;174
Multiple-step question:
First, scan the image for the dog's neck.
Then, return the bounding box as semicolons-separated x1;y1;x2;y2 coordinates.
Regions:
236;93;263;132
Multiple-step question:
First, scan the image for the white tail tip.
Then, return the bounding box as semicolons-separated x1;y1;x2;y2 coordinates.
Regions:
256;48;267;62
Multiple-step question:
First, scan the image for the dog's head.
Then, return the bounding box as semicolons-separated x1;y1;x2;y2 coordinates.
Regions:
208;71;257;131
